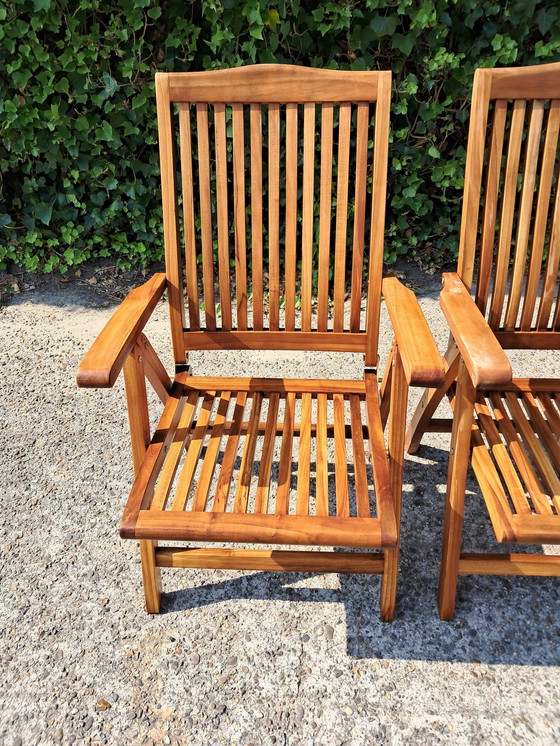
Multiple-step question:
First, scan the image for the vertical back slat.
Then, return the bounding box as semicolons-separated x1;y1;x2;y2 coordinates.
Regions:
349;103;369;332
552;287;560;330
214;103;232;329
476;99;507;313
156;75;186;361
284;103;298;331
301;103;316;332
178;103;200;330
503;100;545;330
268;103;281;330
250;104;264;331
333;103;352;332
317;104;334;332
520;100;560;329
196;103;216;331
488;99;526;329
537;174;560;329
232;103;248;330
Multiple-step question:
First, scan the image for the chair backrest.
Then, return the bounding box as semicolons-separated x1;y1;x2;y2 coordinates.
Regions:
155;65;391;367
458;62;560;350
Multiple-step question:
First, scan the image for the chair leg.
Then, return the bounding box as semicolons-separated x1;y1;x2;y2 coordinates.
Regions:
438;360;476;620
380;347;407;621
124;345;163;613
140;539;162;613
405;336;459;454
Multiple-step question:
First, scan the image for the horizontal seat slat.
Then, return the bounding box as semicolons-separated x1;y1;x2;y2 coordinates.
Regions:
125;511;388;548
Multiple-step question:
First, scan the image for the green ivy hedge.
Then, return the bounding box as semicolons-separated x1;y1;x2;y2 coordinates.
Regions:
1;0;559;273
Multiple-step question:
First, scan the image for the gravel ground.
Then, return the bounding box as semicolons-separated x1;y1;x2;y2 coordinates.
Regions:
2;265;560;746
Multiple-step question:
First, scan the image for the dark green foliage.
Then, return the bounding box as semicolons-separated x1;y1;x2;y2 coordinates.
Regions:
1;0;559;272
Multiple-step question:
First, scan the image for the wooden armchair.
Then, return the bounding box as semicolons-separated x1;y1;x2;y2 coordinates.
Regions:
406;62;560;619
77;65;444;620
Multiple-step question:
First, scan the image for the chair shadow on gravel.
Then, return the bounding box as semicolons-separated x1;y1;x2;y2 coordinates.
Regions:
161;441;560;669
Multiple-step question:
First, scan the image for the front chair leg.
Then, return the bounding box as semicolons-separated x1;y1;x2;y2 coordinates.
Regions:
380;347;407;621
123;344;163;613
438;359;476;620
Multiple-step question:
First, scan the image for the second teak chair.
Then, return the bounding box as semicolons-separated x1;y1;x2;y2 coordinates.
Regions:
408;62;560;620
77;65;444;620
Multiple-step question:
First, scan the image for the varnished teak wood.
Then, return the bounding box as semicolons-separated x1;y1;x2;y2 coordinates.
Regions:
406;62;560;620
77;64;444;620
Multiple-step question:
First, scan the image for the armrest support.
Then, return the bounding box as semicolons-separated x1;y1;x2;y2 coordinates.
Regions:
77;273;167;388
440;272;512;388
382;276;446;387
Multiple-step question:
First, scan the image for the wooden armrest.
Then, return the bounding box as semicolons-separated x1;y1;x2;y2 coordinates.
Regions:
77;273;167;388
382;276;445;387
440;272;512;388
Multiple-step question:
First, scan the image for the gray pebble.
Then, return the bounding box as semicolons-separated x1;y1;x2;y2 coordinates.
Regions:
226;655;237;666
83;716;93;731
190;653;200;665
324;625;334;640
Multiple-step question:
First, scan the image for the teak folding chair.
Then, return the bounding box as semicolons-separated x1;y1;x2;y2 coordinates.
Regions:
77;65;444;620
407;62;560;619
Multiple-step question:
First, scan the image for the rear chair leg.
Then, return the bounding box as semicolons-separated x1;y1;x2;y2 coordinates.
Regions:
438;360;476;620
124;344;163;613
380;347;407;621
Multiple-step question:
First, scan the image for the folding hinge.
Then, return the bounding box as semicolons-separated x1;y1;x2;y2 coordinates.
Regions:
175;363;191;375
364;366;377;376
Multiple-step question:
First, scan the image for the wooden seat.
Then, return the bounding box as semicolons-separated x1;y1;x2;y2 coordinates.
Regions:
77;65;444;619
406;62;560;619
121;375;393;549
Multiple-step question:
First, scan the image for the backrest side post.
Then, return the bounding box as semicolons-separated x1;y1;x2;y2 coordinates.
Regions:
155;73;187;364
457;68;493;291
365;71;391;368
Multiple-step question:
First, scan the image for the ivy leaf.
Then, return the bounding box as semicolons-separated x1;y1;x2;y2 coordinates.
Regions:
35;201;54;225
391;33;414;56
99;120;114;141
371;15;397;36
102;73;118;99
33;0;52;11
428;145;441;159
